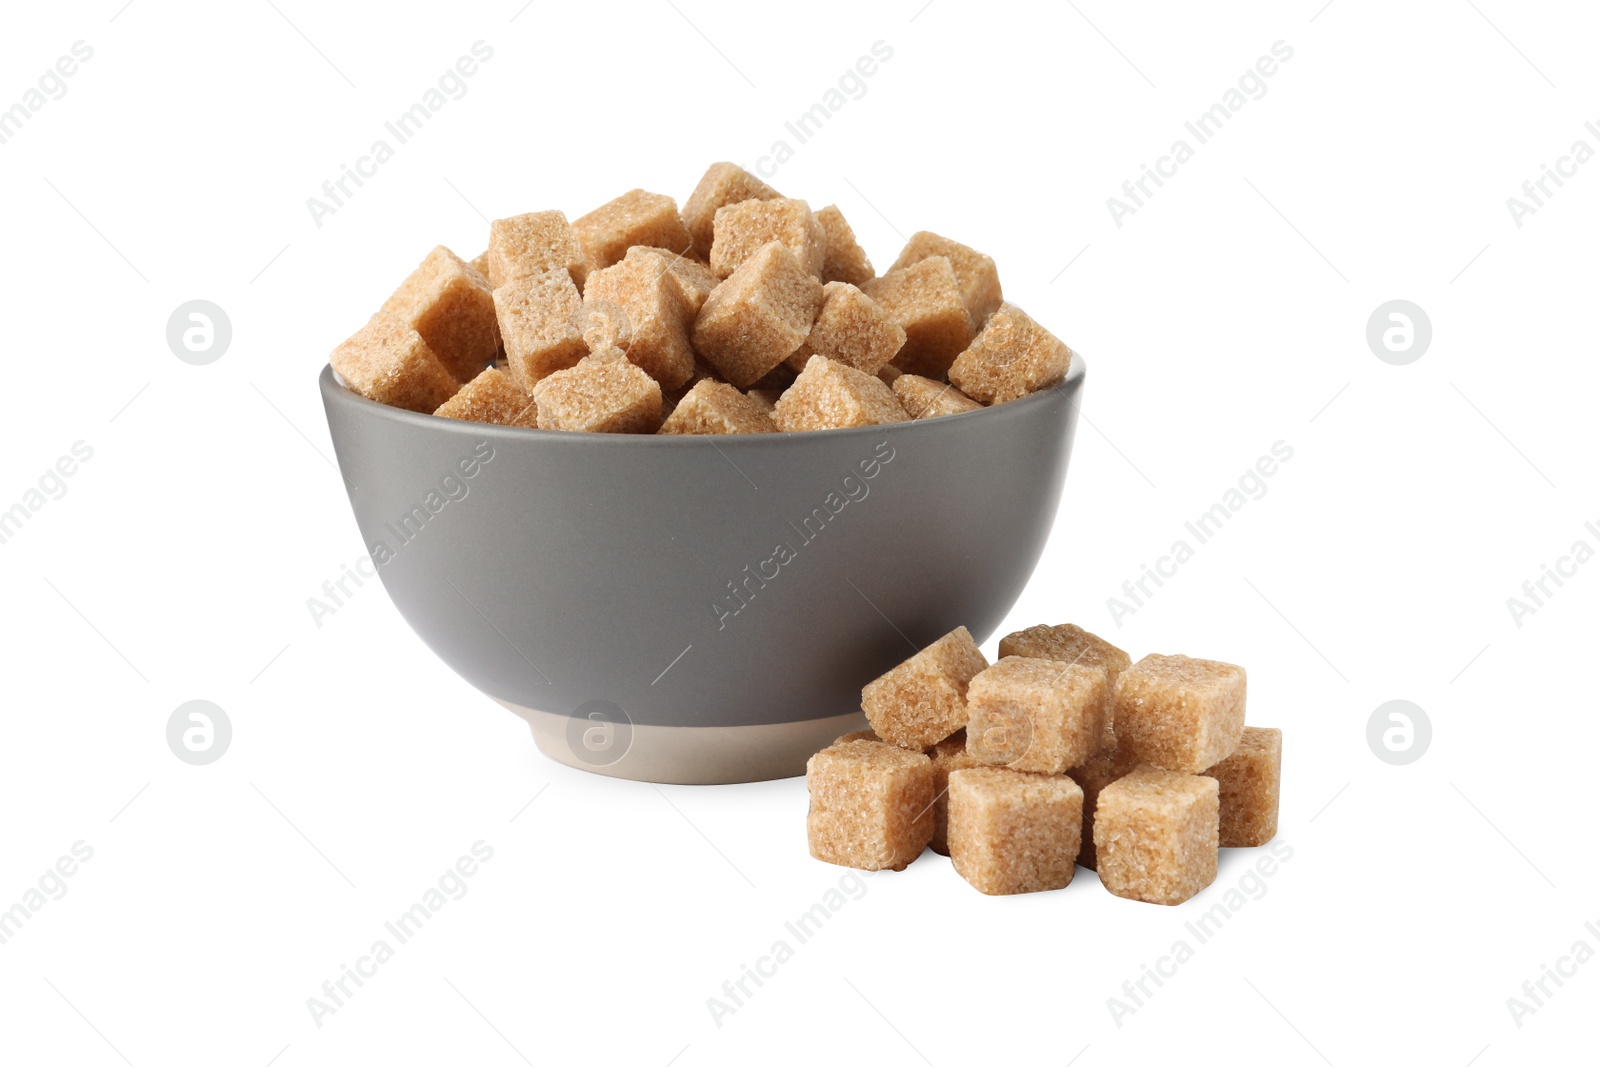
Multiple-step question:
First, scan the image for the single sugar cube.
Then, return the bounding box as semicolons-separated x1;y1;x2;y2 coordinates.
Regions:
494;269;590;391
710;198;826;279
806;739;934;871
948;767;1083;895
862;256;971;379
815;204;874;286
331;314;460;413
532;356;662;433
785;281;906;375
892;374;982;419
888;231;1003;329
999;623;1132;754
681;161;782;259
1095;767;1219;905
1203;726;1282;847
659;379;777;435
691;242;823;387
860;626;988;750
584;252;698;389
486;210;588;290
627;246;719;315
433;367;537;427
774;355;910;432
948;302;1074;405
572;188;694;272
379;245;500;383
965;657;1108;774
927;730;984;856
1066;753;1134;870
1115;653;1247;773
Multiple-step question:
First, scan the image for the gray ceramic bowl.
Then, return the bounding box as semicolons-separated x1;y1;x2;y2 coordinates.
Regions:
318;357;1084;784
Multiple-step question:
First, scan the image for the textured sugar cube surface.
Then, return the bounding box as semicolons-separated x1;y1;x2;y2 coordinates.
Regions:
532;356;662;433
1095;767;1219;905
948;767;1082;895
1115;654;1247;773
572;188;693;272
710;198;827;280
948;302;1074;405
1000;623;1132;755
627;246;719;315
658;379;777;435
786;281;906;374
494;269;589;391
1067;753;1135;870
927;731;985;857
889;231;1003;329
806;740;934;872
863;256;972;379
815;204;874;286
691;242;823;387
892;374;982;419
965;657;1108;774
774;355;910;432
1203;726;1282;847
746;388;781;415
380;245;500;383
432;367;537;427
486;210;588;291
834;728;880;745
583;253;697;389
681;162;783;259
331;314;460;413
860;626;988;750
572;297;633;361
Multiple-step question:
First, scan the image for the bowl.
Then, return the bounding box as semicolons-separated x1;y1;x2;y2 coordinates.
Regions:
318;357;1084;784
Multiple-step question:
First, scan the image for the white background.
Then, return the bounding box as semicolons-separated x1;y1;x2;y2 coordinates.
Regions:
2;1;1597;1063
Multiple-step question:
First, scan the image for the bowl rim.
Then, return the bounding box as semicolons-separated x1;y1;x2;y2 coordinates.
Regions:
319;352;1083;448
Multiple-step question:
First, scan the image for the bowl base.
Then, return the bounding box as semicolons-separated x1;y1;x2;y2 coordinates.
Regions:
497;699;869;785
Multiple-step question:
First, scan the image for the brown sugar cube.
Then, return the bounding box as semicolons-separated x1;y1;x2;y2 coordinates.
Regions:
806;740;934;871
432;367;537;428
627;246;719;315
785;281;906;375
691;242;823;387
815;204;874;286
486;210;588;290
774;355;910;433
572;188;694;272
834;728;880;745
681;161;782;259
1203;726;1282;847
658;379;777;435
892;374;982;419
1115;654;1247;773
331;314;460;413
746;388;781;415
710;198;827;280
532;356;662;434
1095;767;1219;905
572;297;633;361
948;767;1082;895
584;253;698;389
927;730;984;856
965;657;1108;775
862;257;971;379
469;249;490;278
948;302;1074;405
494;269;590;391
1000;623;1132;755
380;245;500;382
1066;753;1135;870
888;231;1003;329
860;626;988;750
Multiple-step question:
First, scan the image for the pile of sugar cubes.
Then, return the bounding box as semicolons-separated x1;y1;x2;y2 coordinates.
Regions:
806;624;1282;903
329;163;1075;434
